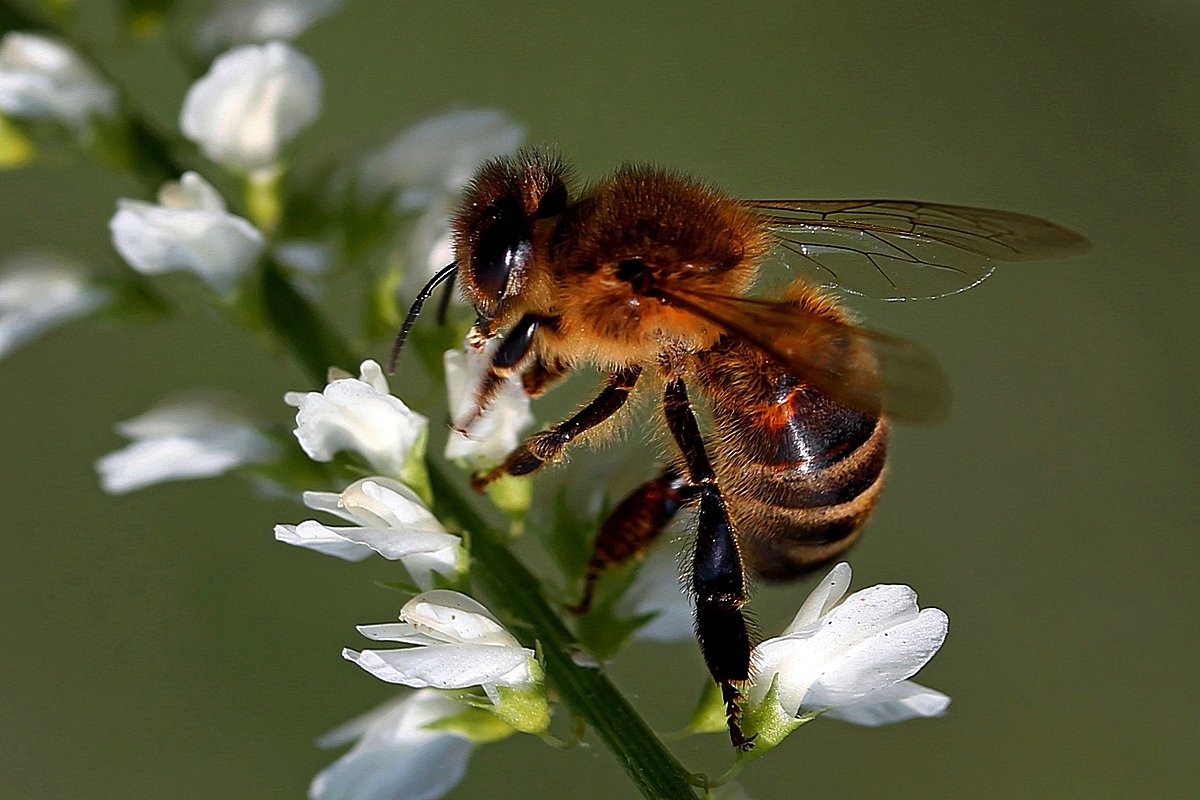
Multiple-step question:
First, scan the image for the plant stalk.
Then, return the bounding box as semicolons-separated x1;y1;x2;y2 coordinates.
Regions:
431;463;699;800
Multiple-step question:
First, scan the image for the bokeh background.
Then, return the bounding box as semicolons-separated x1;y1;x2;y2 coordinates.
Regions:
2;1;1197;798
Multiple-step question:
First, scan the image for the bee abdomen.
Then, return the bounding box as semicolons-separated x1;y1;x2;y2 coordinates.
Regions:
712;389;889;580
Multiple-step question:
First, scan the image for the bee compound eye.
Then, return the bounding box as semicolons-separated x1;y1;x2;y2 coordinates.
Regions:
472;199;532;300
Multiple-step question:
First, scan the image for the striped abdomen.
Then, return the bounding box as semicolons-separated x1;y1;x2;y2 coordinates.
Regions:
693;341;888;580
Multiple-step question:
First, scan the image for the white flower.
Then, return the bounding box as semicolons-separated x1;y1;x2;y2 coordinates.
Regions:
748;562;950;728
345;591;536;699
284;360;428;477
0;32;116;131
96;393;279;494
358;109;523;285
310;691;475;800
357;109;524;207
109;171;266;294
273;238;330;277
615;538;693;644
344;591;549;733
197;0;344;56
274;477;465;588
181;41;321;173
0;253;110;359
443;339;533;467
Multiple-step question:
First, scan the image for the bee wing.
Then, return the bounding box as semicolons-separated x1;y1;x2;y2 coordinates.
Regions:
663;286;951;423
745;199;1090;300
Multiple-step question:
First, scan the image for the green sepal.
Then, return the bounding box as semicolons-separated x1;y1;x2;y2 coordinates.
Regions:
490;660;551;734
480;474;532;530
0;115;34;168
426;705;516;745
735;676;824;762
244;167;283;234
686;680;727;735
122;0;171;40
397;430;431;505
366;264;403;341
570;552;657;659
40;0;76;25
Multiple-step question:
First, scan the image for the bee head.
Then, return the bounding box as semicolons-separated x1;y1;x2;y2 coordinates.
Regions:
454;149;569;319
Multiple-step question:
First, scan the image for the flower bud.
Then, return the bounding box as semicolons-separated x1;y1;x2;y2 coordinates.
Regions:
180;41;321;174
109;171;266;294
0;32;116;132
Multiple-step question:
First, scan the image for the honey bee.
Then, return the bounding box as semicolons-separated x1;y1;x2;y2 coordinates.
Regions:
389;150;1088;748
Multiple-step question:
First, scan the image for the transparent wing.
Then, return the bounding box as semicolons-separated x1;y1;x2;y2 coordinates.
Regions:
662;286;950;423
745;199;1090;300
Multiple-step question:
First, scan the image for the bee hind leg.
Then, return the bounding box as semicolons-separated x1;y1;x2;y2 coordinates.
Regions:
471;365;642;489
663;377;755;750
568;468;694;615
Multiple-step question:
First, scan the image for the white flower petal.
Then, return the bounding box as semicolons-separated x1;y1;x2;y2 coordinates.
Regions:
198;0;343;55
401;591;520;648
0;255;110;359
443;340;533;467
354;479;443;532
274;521;373;561
401;199;457;287
96;396;277;494
355;624;443;645
0;32;115;130
286;361;427;476
110;172;266;294
784;584;923;670
181;42;321;172
310;691;474;800
336;527;461;584
284;477;462;588
809;608;949;706
358;109;524;203
823;680;951;727
310;732;472;800
344;645;532;689
783;562;851;635
615;539;693;644
748;571;950;726
300;489;352;521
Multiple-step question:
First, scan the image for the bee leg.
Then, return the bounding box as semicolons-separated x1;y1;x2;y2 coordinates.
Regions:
471;365;642;489
662;377;755;751
456;314;544;433
521;354;569;398
568;468;694;615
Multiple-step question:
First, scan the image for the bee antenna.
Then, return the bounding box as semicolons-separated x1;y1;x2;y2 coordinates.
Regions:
387;262;458;374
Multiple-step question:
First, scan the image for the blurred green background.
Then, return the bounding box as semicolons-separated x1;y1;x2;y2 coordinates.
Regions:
2;1;1197;798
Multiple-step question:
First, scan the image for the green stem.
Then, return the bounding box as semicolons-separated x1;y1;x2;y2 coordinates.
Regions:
259;257;356;384
430;463;699;800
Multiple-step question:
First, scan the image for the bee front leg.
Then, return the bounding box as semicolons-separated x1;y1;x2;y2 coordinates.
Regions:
662;377;755;751
471;365;642;489
456;314;544;433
